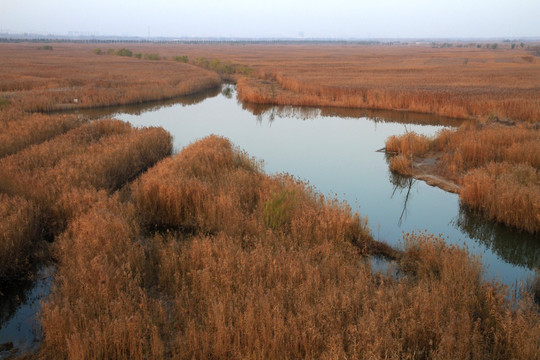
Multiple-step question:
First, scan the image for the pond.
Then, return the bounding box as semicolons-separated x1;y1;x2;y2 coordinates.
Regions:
88;84;537;286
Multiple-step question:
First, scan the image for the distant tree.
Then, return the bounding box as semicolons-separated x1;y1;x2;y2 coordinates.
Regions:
511;43;516;49
490;43;498;50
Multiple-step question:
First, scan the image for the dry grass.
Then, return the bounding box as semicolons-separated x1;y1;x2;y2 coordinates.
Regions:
384;121;539;233
0;119;172;282
132;135;372;250
191;44;540;122
39;137;540;360
460;162;539;233
3;43;537;121
436;122;540;178
389;154;413;176
0;112;82;159
0;193;39;281
386;132;432;156
40;196;166;359
0;43;220;112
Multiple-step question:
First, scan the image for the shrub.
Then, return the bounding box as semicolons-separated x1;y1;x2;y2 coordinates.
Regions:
115;48;133;57
173;55;188;63
263;189;297;230
37;45;53;51
93;48;102;55
0;96;9;109
144;53;160;60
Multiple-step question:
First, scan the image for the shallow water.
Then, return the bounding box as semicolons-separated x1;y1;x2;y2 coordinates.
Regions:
0;267;53;358
81;85;538;285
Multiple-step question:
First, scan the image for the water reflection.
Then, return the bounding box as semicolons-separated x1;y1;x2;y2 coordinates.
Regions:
454;206;540;269
71;86;221;119
0;267;53;357
388;171;417;227
242;101;464;127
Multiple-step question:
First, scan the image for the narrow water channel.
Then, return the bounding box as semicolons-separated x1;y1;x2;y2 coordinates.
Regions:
1;84;537;355
85;85;540;286
88;84;537;285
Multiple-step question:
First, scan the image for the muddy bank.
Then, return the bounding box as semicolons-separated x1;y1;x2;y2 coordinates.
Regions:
411;153;460;194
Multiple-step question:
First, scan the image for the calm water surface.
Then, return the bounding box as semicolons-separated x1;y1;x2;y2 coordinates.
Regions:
100;85;536;285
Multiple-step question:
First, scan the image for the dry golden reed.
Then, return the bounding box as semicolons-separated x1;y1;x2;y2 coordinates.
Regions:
0;119;172;282
0;112;82;159
384;121;539;233
0;43;221;112
0;193;39;281
460;162;539;233
39;137;539;360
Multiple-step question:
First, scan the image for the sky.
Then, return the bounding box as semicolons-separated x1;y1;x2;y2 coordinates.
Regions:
1;0;539;39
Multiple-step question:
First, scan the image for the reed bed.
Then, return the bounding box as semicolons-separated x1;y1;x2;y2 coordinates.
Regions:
0;112;82;158
386;132;432;156
0;119;133;197
460;162;539;233
0;193;39;281
0;119;172;282
3;43;537;121
40;196;166;359
385;122;540;233
436;123;540;178
0;43;220;112
39;136;539;360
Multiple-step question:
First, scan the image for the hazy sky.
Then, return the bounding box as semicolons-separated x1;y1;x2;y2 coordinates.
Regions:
2;0;539;38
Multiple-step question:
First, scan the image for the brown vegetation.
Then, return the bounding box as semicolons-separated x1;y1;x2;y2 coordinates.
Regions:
0;111;82;159
39;137;539;359
0;42;538;357
0;119;172;281
0;43;220;112
196;45;540;122
460;162;539;233
385;121;540;233
0;193;39;281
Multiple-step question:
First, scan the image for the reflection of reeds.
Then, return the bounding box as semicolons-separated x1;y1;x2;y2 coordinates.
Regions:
455;204;539;269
